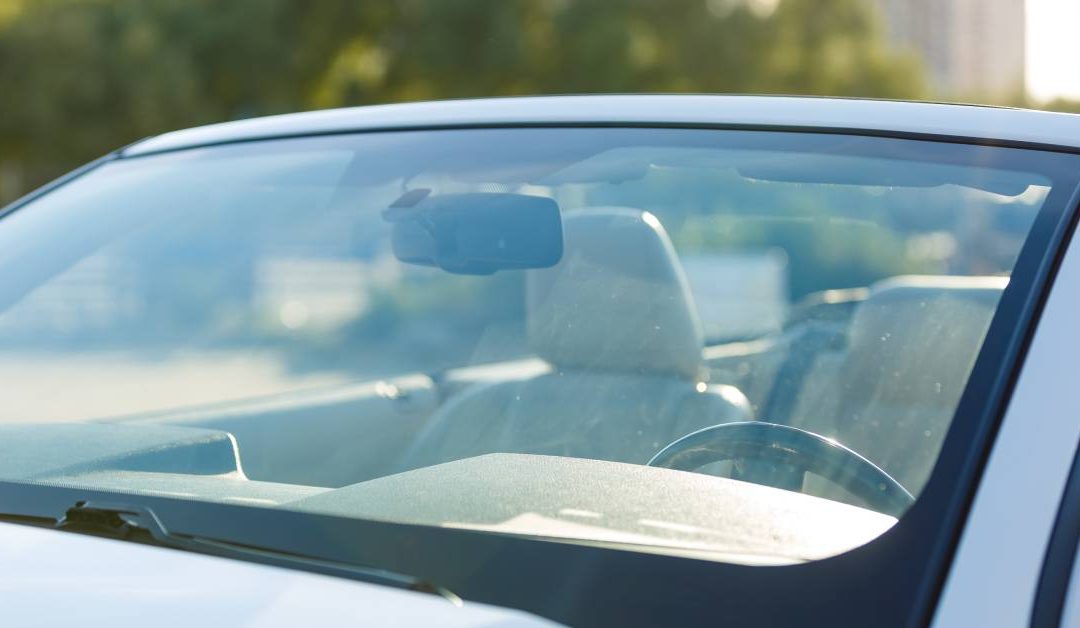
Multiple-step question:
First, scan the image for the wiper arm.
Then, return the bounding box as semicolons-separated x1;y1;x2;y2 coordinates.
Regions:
55;500;461;605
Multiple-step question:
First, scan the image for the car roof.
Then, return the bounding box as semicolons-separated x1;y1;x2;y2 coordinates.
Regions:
122;95;1080;157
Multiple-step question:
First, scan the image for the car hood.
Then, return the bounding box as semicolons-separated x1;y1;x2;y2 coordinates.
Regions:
0;521;557;627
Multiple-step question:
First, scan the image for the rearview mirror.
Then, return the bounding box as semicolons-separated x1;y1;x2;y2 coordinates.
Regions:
383;191;563;275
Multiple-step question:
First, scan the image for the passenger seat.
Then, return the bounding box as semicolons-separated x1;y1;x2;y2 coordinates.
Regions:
789;275;1007;494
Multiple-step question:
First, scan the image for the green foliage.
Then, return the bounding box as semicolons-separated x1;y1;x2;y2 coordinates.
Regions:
0;1;368;181
598;168;929;299
1041;98;1080;115
676;213;931;300
0;0;925;201
308;0;926;103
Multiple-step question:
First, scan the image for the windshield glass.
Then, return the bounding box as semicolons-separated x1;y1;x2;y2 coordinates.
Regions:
0;127;1076;564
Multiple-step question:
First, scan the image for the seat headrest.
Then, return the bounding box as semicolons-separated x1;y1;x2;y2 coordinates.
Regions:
861;274;1008;307
526;208;704;379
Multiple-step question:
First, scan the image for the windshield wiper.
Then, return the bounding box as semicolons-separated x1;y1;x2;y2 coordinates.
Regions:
53;500;461;605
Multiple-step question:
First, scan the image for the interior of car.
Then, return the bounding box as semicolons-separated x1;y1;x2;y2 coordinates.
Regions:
87;204;1000;515
0;126;1050;564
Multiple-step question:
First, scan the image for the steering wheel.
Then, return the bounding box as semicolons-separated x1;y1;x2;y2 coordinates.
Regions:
648;421;913;517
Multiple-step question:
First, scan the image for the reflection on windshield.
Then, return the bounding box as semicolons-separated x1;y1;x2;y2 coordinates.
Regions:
0;127;1073;563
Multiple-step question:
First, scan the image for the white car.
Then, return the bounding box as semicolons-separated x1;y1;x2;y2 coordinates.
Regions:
1;95;1079;627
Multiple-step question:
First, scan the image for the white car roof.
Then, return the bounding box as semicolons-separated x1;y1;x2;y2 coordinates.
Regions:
123;95;1080;157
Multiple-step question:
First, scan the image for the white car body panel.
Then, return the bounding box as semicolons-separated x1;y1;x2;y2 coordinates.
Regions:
123;95;1080;157
932;196;1080;625
0;521;556;627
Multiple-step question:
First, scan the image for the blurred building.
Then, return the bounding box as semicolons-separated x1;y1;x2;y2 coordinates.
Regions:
872;0;1025;99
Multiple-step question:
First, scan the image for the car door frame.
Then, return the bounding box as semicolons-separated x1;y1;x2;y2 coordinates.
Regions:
932;178;1080;627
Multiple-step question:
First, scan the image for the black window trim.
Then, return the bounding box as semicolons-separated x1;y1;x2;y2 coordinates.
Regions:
1032;446;1080;627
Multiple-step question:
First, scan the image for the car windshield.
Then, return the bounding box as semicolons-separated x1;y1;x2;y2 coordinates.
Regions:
0;127;1076;567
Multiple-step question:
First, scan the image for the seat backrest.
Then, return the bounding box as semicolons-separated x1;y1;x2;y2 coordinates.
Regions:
398;208;750;471
789;275;1006;493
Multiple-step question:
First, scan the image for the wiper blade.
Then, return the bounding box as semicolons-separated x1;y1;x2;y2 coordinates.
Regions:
55;500;461;605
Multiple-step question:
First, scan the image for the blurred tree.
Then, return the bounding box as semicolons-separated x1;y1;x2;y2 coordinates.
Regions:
0;0;375;196
0;0;925;202
0;0;24;26
310;0;925;104
1042;98;1080;114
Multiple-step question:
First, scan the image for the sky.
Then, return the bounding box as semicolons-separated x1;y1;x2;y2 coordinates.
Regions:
1027;0;1080;102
